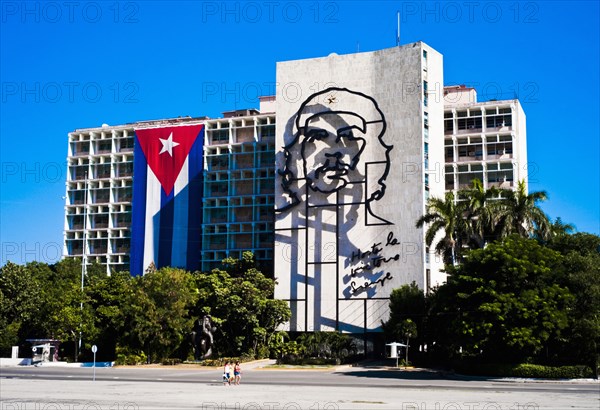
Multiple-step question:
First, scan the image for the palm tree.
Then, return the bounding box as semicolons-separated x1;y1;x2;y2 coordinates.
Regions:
497;180;550;239
549;217;575;236
416;192;467;265
459;179;503;248
534;217;575;242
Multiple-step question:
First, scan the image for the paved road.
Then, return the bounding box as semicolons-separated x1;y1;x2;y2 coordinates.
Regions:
1;365;598;410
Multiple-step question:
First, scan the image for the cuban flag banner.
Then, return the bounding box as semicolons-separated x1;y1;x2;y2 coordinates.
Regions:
130;124;204;276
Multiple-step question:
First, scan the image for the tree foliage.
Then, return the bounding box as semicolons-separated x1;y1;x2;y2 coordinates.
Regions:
438;236;571;362
382;282;425;345
418;179;550;264
0;252;289;363
117;267;198;362
385;234;600;373
192;253;290;358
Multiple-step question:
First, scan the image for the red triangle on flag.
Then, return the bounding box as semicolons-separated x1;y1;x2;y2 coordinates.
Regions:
135;124;204;196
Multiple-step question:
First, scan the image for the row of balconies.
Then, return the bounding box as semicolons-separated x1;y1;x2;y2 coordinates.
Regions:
202;234;273;251
206;155;275;171
65;216;131;231
445;172;514;191
70;139;134;157
69;165;133;181
445;145;514;163
206;181;274;198
203;206;273;224
444;116;513;135
65;238;130;256
205;125;275;146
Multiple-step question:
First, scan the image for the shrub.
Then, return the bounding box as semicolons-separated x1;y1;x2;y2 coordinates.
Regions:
161;358;182;366
114;346;147;366
194;356;253;367
277;357;338;366
454;362;594;379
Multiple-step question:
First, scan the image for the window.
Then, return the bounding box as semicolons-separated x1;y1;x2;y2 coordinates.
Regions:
486;108;512;129
212;130;229;142
261;125;275;138
444;118;453;134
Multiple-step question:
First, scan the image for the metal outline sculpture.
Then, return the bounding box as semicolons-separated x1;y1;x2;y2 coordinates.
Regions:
277;86;393;221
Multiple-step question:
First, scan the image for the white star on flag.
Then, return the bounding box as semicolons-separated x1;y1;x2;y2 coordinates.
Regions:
159;132;180;156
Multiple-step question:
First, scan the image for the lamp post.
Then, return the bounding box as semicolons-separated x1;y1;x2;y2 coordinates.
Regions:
405;333;411;368
78;171;89;361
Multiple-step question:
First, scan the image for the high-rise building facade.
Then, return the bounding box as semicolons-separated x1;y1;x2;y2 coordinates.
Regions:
443;85;528;193
273;43;446;333
64;123;135;274
63;110;276;275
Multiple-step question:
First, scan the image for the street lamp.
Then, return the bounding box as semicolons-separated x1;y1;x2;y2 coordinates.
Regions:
77;171;89;361
405;332;411;368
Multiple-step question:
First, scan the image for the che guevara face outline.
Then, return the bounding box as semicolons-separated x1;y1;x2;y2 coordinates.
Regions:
277;87;392;214
300;111;367;194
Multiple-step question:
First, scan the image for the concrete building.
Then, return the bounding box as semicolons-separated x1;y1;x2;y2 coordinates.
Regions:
64;123;135;273
200;109;276;272
63;109;276;275
63;44;528;341
443;85;528;193
273;43;446;334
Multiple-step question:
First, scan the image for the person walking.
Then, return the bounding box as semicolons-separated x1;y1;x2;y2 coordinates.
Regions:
234;361;241;385
223;361;232;386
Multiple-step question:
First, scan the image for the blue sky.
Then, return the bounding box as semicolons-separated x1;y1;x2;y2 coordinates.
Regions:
1;1;599;266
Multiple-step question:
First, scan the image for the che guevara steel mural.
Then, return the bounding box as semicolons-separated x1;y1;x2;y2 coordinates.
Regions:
275;86;402;331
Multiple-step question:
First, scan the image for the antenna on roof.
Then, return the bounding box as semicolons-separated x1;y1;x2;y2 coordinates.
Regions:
396;11;400;46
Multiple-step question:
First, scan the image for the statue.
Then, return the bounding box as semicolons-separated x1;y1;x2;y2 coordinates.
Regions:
191;315;215;360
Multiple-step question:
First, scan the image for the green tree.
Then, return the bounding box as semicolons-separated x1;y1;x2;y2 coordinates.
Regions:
84;270;132;361
497;180;550;239
121;267;198;362
430;236;572;363
0;262;43;355
547;233;600;376
35;259;102;360
193;255;290;358
383;282;425;344
459;179;503;248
